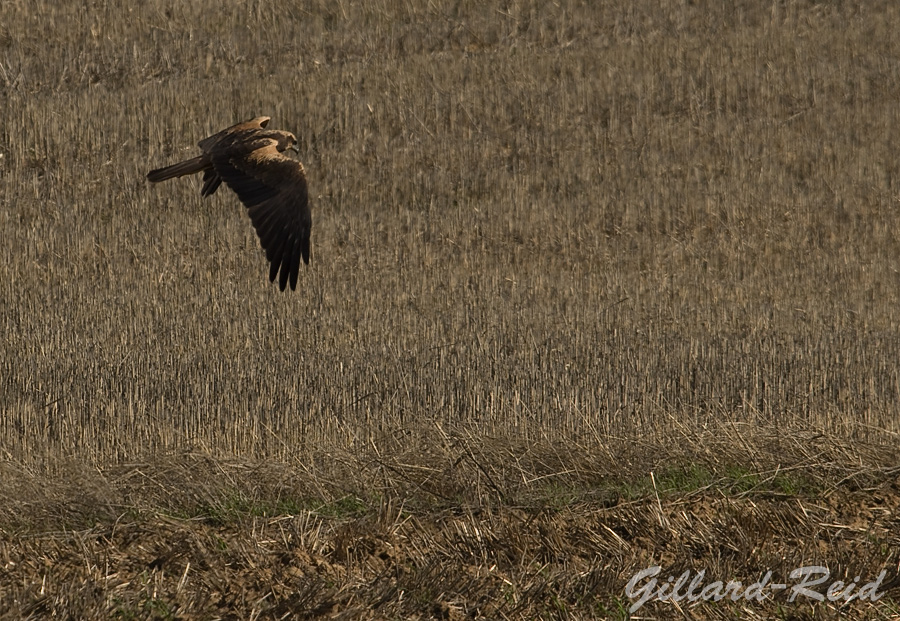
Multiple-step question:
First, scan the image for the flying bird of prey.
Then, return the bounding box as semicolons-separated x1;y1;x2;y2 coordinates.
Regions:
147;116;310;291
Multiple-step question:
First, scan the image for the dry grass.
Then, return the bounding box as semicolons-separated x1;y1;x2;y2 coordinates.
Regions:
2;0;900;618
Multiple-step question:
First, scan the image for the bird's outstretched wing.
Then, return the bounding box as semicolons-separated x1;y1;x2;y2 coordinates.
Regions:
198;116;270;152
209;138;310;291
197;116;271;198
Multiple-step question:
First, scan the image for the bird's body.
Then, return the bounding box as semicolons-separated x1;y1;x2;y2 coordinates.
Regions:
147;116;310;291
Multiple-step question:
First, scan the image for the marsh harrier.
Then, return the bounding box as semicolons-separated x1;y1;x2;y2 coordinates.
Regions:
147;116;310;291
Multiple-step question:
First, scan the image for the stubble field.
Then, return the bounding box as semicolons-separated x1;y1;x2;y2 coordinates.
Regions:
2;1;900;618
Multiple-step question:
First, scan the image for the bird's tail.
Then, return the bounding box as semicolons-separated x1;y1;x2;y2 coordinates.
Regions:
146;156;207;182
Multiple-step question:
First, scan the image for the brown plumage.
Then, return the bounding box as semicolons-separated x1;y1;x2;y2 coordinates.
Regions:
147;116;310;291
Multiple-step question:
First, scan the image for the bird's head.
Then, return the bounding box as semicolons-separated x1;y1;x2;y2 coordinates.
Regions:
273;131;299;154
